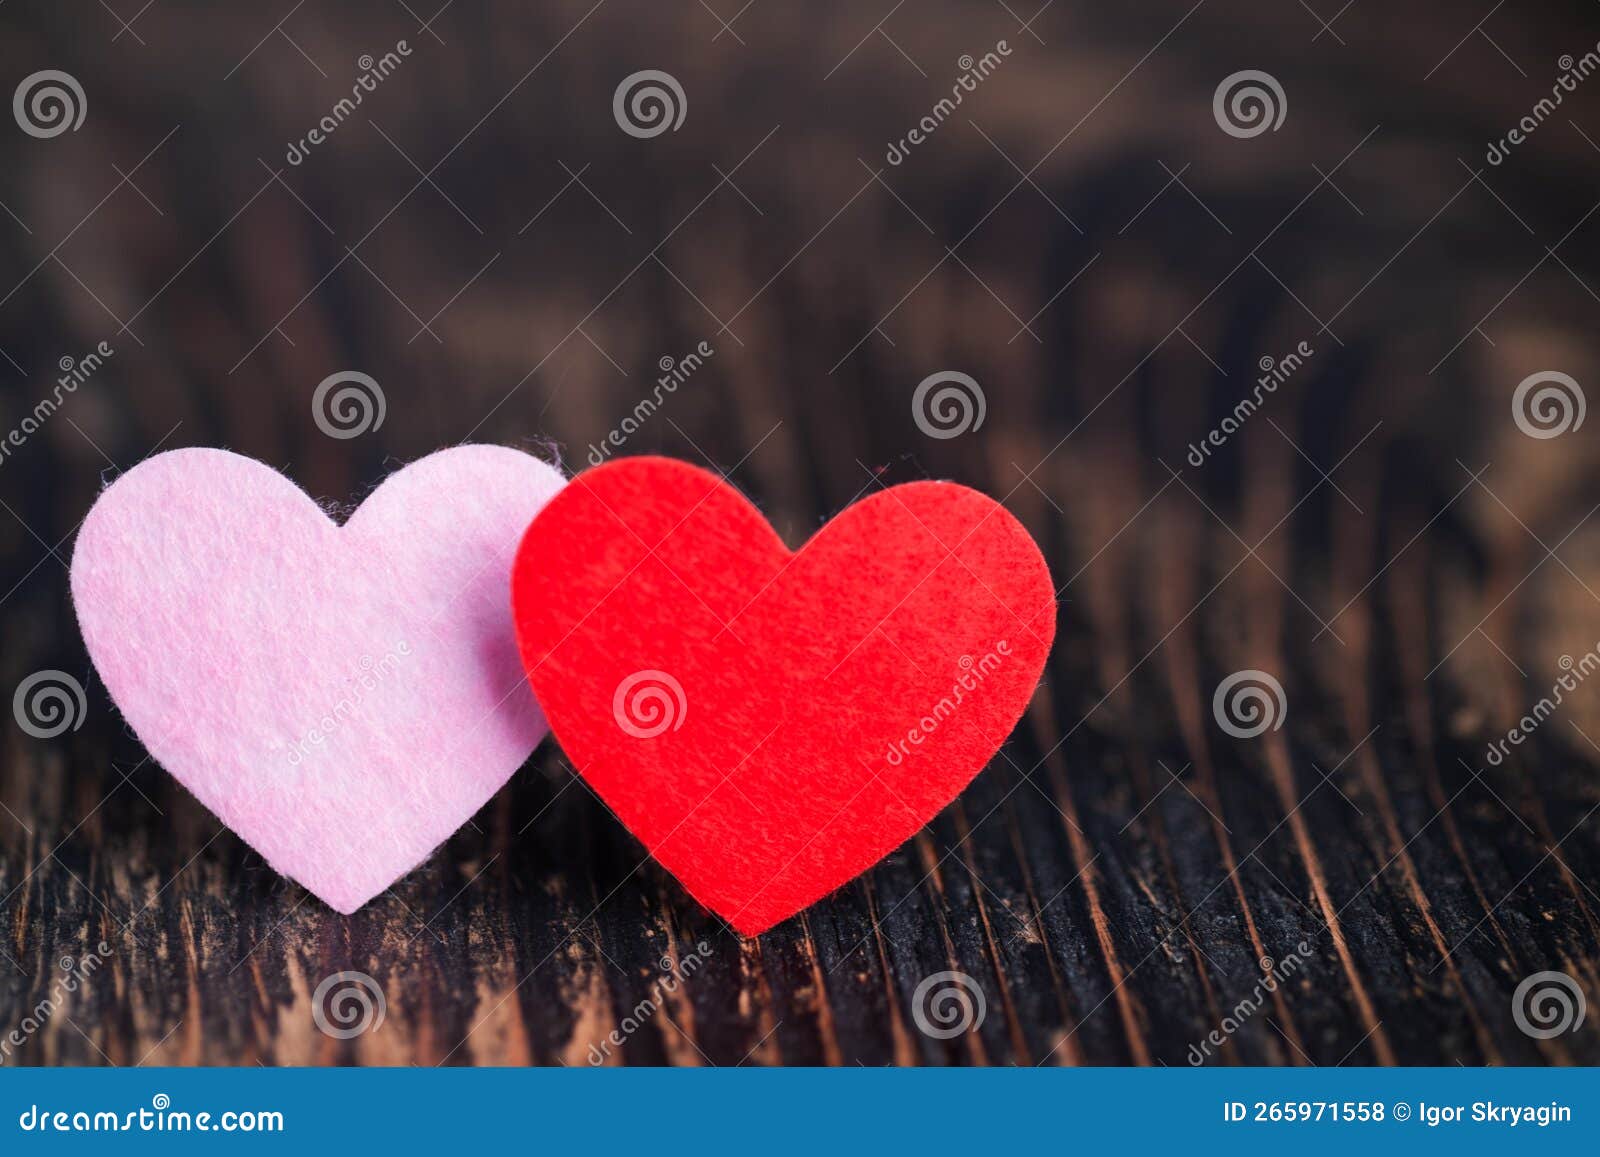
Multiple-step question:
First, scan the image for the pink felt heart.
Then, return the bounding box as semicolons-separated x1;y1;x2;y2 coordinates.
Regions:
70;445;565;913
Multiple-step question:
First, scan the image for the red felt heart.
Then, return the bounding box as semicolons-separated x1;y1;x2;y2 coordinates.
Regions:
512;457;1055;934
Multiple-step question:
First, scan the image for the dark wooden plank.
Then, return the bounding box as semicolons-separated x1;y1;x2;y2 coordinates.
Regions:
3;0;1600;1066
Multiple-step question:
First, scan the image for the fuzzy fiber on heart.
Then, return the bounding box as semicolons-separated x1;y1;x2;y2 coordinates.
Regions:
512;456;1055;935
70;445;565;913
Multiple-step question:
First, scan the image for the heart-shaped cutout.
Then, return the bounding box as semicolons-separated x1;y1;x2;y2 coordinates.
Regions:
512;457;1055;934
71;445;565;912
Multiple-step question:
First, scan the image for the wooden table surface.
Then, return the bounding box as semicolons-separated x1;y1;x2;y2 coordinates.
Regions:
3;1;1600;1065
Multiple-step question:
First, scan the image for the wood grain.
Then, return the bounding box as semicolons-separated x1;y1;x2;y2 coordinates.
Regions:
2;0;1599;1065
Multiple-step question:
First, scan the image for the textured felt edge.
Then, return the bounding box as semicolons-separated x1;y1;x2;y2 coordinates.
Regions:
69;443;566;914
514;455;1058;935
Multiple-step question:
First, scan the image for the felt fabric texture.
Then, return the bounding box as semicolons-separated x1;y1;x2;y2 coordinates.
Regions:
71;445;565;913
512;456;1055;935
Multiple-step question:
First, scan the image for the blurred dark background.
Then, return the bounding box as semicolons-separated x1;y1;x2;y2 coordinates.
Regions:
2;0;1600;1065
